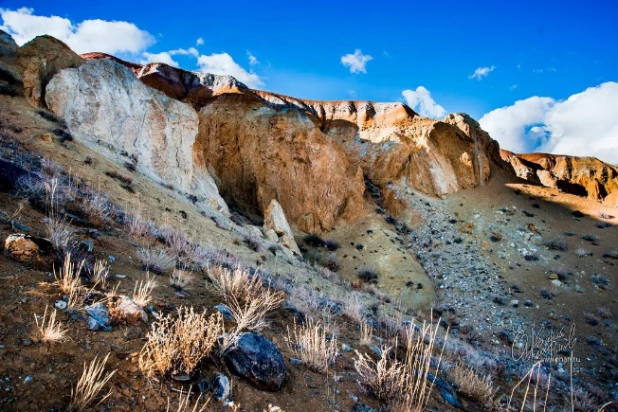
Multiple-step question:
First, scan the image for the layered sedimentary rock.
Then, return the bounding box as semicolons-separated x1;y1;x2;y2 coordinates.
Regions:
500;150;618;201
17;35;84;107
45;59;228;212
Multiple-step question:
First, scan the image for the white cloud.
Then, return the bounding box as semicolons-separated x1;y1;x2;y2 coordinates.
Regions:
341;49;373;74
479;82;618;164
469;65;496;80
402;86;447;119
247;51;258;66
197;52;264;88
196;37;204;46
0;7;154;54
170;47;198;57
140;51;179;67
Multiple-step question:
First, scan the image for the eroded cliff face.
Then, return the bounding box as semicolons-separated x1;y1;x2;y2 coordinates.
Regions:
76;53;500;233
500;150;618;201
195;93;366;234
44;58;228;212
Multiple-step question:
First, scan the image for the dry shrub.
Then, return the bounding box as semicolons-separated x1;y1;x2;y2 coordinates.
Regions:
69;353;116;412
341;292;366;323
354;320;445;411
226;287;284;334
137;247;176;275
448;363;495;404
139;307;223;378
133;273;158;307
44;178;74;250
287;318;339;373
207;265;268;305
170;268;194;290
32;306;69;343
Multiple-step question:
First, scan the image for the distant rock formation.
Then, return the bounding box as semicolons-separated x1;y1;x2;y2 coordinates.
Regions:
500;150;618;201
45;58;228;212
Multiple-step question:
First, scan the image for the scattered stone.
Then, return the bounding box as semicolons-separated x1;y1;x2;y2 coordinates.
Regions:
341;343;352;352
86;303;112;331
549;273;558;280
352;403;378;412
427;373;461;408
210;373;231;402
214;304;235;320
289;358;303;366
23;376;32;383
54;300;67;310
223;332;286;391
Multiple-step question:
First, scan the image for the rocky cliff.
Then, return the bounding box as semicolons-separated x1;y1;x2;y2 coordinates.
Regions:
75;53;498;232
500;150;618;201
5;32;509;234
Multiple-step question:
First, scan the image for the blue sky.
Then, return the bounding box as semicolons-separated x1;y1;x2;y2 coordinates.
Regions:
2;1;618;161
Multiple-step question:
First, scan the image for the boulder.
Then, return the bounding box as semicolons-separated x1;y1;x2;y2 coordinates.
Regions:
17;35;83;107
4;234;56;268
114;298;148;323
263;200;301;255
45;58;228;213
222;332;286;391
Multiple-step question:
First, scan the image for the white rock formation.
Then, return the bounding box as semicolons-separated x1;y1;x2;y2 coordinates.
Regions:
45;58;228;212
263;199;301;255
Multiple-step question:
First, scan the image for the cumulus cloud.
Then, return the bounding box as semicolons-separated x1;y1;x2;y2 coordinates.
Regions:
0;7;154;54
479;82;618;164
197;52;264;88
402;86;447;119
469;65;496;80
341;49;373;74
196;37;204;46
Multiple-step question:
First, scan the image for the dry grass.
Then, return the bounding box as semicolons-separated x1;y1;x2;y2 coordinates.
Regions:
54;253;84;295
139;307;223;378
137;247;176;275
354;320;445;411
287;318;339;373
90;259;110;288
133;273;158;307
32;306;69;343
226;288;284;333
69;353;117;412
360;319;374;346
170;268;194;290
448;363;495;404
166;388;212;412
44;178;74;250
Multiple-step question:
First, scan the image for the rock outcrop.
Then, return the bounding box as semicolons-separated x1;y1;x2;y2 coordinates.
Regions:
45;59;228;212
500;150;618;201
69;50;501;233
17;35;83;107
263;199;301;255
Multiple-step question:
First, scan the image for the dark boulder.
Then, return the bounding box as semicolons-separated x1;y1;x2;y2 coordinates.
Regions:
222;332;285;391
